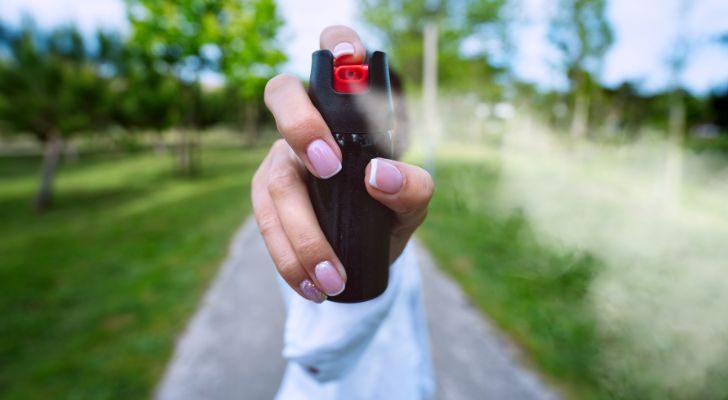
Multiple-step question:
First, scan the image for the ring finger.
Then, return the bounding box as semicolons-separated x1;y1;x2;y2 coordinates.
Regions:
265;141;348;297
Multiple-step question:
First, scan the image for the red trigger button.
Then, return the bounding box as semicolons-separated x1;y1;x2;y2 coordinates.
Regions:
333;65;369;93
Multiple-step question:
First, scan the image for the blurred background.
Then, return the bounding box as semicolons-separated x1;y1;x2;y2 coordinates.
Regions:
1;0;727;399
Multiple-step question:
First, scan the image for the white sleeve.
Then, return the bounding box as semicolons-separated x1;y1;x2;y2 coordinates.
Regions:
277;243;414;383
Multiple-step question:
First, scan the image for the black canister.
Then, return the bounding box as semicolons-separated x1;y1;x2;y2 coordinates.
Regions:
307;50;394;303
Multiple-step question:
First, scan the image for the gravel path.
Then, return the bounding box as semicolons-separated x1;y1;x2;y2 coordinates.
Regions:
155;219;559;399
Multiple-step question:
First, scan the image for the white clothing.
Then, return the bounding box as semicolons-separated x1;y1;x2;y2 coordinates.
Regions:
275;242;435;400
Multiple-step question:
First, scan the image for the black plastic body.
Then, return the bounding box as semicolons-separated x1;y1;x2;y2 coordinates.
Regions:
307;50;394;303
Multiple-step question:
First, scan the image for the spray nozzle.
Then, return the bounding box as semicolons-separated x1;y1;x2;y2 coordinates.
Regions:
333;65;369;93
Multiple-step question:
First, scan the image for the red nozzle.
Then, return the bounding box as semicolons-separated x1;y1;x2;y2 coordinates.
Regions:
333;65;369;93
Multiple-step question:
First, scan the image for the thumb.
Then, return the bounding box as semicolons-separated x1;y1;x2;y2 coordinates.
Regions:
364;158;435;258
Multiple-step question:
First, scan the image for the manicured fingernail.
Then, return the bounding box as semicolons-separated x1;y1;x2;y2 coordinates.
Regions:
368;158;403;193
300;279;326;303
332;42;355;58
307;139;341;179
315;261;345;296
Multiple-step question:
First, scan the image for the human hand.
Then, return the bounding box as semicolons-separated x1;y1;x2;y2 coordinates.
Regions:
252;26;434;303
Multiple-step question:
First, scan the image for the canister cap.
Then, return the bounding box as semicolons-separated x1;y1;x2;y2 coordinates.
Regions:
308;50;393;134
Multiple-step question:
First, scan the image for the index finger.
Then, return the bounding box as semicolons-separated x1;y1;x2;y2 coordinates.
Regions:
264;74;342;179
263;26;368;180
320;25;367;65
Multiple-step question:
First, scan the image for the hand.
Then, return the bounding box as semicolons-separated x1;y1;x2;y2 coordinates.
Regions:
252;26;434;303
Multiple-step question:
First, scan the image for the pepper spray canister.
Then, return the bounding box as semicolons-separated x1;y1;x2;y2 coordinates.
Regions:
307;50;394;303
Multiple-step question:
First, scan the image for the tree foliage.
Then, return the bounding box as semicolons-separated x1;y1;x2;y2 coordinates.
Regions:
360;0;508;91
548;0;613;137
0;0;286;207
0;22;110;140
548;0;613;80
123;0;285;173
124;0;285;122
0;21;112;210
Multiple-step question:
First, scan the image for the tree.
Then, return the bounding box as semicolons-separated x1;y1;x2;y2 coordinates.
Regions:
710;34;728;131
548;0;613;138
124;0;285;173
362;0;445;85
665;0;693;147
360;0;509;89
0;22;111;210
217;0;285;142
605;81;648;135
708;86;728;132
113;44;183;137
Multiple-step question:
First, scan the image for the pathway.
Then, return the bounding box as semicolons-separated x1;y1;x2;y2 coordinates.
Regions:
156;219;559;399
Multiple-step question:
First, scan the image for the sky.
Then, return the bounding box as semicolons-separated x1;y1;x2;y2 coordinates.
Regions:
1;0;727;95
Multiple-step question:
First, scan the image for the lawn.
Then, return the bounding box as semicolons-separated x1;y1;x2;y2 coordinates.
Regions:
416;154;603;399
3;138;723;399
2;142;598;399
0;146;265;399
415;140;728;399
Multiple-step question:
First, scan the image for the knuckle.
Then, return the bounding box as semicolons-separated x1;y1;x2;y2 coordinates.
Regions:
293;232;325;260
267;167;300;198
251;169;262;191
276;255;304;282
277;111;323;140
411;167;435;203
252;159;270;188
251;170;267;205
265;74;297;98
271;138;288;152
255;211;279;237
420;170;435;201
397;168;435;215
398;202;419;215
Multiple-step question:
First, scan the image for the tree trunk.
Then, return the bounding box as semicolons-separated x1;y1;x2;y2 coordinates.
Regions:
570;91;589;139
154;132;168;155
177;129;190;174
191;130;201;175
33;130;63;212
176;80;202;176
176;129;201;176
668;91;686;144
63;141;79;164
663;90;686;213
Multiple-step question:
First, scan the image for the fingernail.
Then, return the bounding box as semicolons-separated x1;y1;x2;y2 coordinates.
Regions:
300;279;327;303
315;261;345;296
307;139;342;179
368;158;403;193
332;42;355;59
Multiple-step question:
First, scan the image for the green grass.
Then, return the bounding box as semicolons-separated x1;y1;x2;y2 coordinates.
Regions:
7;139;721;399
0;147;265;399
413;139;728;399
417;157;604;399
